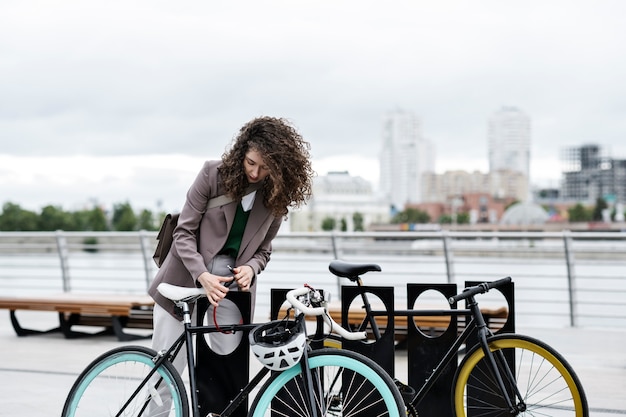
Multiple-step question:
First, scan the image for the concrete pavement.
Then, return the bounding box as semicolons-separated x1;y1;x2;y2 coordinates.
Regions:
0;310;624;416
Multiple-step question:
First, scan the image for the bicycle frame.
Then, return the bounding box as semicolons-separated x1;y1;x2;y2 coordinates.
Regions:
351;279;524;413
148;300;328;417
169;301;264;417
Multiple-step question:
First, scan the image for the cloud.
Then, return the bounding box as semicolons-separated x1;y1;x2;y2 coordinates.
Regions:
0;154;203;211
1;0;626;209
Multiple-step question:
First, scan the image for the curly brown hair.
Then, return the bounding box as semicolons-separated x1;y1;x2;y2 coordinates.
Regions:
219;117;314;218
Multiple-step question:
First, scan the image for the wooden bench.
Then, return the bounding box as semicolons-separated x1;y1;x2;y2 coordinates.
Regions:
280;302;508;344
0;293;154;341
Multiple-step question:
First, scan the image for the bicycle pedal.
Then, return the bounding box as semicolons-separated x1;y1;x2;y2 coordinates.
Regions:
394;378;417;404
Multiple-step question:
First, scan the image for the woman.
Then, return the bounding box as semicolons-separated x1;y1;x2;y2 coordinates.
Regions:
147;116;314;414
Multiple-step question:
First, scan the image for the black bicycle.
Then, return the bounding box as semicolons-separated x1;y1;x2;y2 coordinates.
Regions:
62;283;406;417
323;259;589;417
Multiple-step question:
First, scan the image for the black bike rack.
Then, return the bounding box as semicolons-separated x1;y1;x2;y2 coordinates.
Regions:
341;286;396;377
195;291;251;417
407;283;459;417
464;279;515;339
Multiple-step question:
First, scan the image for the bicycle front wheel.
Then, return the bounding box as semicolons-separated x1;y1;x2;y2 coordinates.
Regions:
453;334;588;417
62;345;188;417
250;348;405;417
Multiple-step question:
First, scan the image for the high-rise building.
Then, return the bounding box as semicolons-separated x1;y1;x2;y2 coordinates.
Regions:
488;107;531;178
561;144;626;205
379;110;434;210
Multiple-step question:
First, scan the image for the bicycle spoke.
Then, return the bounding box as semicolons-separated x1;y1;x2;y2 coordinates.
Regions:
251;350;403;417
62;347;187;417
456;336;587;417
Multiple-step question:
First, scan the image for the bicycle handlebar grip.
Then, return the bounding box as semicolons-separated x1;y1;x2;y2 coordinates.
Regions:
448;276;512;305
488;276;512;290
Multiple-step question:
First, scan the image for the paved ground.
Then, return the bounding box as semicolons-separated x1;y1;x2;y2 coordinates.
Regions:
0;310;624;416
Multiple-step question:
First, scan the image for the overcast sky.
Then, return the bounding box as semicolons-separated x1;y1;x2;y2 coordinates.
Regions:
2;1;625;212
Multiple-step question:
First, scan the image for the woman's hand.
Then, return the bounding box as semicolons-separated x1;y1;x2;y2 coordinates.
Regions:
197;272;232;307
231;265;254;292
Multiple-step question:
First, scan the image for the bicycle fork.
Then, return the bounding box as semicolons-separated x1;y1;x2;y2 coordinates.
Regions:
470;297;526;415
299;348;321;417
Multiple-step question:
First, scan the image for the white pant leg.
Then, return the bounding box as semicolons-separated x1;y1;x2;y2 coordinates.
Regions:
148;303;196;416
151;303;195;375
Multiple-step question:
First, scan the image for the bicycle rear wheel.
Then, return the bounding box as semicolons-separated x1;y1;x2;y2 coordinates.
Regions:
62;345;188;417
453;334;588;417
249;348;405;417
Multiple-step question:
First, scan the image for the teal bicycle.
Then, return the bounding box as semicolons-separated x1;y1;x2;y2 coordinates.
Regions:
61;284;406;417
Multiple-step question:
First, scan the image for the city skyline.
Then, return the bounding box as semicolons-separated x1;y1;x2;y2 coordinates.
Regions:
488;106;531;179
379;110;434;208
2;1;625;211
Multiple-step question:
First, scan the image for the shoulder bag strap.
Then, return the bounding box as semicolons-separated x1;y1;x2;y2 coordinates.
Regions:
206;182;263;210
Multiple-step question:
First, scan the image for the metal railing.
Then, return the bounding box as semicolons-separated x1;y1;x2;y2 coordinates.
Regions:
1;229;625;329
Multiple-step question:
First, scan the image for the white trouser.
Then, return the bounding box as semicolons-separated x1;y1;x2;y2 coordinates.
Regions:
149;255;251;414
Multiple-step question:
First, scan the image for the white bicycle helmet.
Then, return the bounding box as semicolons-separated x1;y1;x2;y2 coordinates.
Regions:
249;318;306;371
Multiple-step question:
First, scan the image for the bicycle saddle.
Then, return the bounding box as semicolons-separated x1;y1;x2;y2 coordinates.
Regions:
157;283;205;303
329;260;381;281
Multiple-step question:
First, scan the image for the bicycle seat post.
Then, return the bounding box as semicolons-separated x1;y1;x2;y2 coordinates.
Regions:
354;276;383;340
179;300;192;324
176;299;201;417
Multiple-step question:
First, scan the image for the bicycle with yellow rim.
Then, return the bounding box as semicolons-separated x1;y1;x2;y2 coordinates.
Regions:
322;260;588;417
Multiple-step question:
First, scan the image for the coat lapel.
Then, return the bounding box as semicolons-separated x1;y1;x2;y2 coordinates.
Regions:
239;191;271;257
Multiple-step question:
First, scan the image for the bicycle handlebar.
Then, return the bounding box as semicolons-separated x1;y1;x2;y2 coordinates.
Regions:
156;283;367;341
448;276;512;305
286;287;367;341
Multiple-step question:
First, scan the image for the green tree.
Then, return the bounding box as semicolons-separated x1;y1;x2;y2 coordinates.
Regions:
89;207;109;231
111;202;137;231
456;212;470;224
438;212;470;225
568;203;592;222
137;209;157;231
391;207;431;224
592;197;608;221
340;218;347;232
0;202;39;231
38;205;74;231
352;212;364;231
438;214;453;224
72;207;109;231
321;216;336;231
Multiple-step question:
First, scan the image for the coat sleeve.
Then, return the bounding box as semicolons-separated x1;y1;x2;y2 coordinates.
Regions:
172;160;221;282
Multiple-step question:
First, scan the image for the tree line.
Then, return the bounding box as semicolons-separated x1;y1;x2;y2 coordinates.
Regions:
0;202;163;232
0;197;621;232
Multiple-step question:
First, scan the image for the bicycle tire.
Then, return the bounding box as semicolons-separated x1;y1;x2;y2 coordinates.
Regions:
62;345;189;417
249;348;405;417
453;334;588;417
